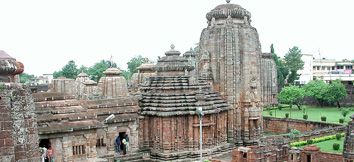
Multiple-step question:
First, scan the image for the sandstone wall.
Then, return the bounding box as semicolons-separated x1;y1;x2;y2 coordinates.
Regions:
263;116;342;134
0;83;40;162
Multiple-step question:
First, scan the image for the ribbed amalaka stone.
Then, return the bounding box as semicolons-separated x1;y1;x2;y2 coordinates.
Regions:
0;50;24;83
98;67;128;98
139;45;231;161
260;53;278;106
130;63;156;92
197;2;263;145
50;77;76;94
343;115;354;161
75;72;90;99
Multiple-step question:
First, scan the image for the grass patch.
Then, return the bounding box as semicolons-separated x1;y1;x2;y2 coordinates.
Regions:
300;138;344;154
263;105;354;124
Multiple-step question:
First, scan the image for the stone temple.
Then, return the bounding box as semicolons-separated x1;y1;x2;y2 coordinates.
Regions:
197;2;264;145
0;1;311;162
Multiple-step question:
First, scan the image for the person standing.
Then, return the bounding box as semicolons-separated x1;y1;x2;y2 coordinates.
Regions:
122;138;127;155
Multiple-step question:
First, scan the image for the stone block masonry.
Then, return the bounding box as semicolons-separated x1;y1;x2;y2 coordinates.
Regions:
0;83;40;162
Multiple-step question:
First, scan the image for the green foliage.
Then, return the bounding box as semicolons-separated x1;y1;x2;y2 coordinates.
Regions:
19;73;35;84
321;116;327;122
333;143;340;150
285;113;289;118
339;118;345;123
335;133;342;140
288;129;302;140
290;133;345;147
271;48;289;90
342;108;350;117
87;60;116;82
303;114;308;120
284;46;304;84
326;80;347;108
122;70;132;80
268;111;273;116
53;60;79;79
278;86;305;109
304;80;347;107
304;80;328;106
126;55;148;79
307;139;313;144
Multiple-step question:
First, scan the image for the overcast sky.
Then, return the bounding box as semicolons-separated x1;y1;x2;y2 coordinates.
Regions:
1;0;353;76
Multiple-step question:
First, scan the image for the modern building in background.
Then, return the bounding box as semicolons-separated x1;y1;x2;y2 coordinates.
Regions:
297;57;354;85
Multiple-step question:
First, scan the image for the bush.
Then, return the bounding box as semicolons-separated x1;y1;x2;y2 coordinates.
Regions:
303;114;308;120
339;118;345;123
269;111;273;116
290;133;345;147
333;143;340;150
342;109;350;117
306;139;313;144
336;134;342;140
278;106;283;110
321;116;327;122
285;113;289;118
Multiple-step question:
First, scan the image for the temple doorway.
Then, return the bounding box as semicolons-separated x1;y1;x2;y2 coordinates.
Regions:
39;139;52;162
119;132;126;154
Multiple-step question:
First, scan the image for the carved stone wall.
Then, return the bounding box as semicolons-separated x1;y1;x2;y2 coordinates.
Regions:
0;83;40;162
98;68;128;98
139;46;230;161
50;77;76;94
260;53;278;106
344;115;354;161
197;3;263;145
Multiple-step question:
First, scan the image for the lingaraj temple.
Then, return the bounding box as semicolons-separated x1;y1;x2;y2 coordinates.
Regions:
1;1;354;162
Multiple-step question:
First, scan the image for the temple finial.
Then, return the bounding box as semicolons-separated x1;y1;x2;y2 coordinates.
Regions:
226;0;231;3
170;44;175;50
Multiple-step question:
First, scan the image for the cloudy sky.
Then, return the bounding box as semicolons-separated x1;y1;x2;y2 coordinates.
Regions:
1;0;353;76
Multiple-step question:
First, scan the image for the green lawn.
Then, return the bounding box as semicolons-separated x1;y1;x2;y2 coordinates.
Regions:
263;105;354;124
300;138;344;154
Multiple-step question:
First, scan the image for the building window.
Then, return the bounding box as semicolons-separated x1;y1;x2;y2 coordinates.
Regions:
72;145;85;156
96;138;106;147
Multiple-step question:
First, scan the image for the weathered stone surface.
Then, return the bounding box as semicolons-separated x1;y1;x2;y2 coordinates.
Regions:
98;68;129;98
130;63;156;92
50;77;76;94
197;2;263;146
343;115;354;161
260;53;278;106
0;83;40;162
139;46;231;161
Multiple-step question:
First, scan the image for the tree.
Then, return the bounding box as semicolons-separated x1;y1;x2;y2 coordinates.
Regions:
19;73;35;84
127;55;147;74
325;80;347;108
278;85;305;110
303;80;328;106
87;60;117;82
53;60;79;79
126;55;149;80
284;46;304;84
271;44;289;90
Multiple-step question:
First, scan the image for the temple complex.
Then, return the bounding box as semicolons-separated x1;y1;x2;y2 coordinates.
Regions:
197;1;263;145
4;1;353;162
138;45;230;161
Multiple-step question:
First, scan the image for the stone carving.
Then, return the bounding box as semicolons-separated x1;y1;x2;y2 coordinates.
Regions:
197;2;263;145
139;45;230;161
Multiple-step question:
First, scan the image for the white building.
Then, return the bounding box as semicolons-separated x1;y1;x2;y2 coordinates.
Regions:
296;56;354;85
295;54;313;85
